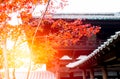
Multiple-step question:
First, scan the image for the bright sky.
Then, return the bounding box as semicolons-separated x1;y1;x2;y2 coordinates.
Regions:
56;0;120;14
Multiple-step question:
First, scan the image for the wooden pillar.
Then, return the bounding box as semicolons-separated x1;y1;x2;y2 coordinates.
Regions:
56;72;60;79
117;71;120;79
82;69;86;79
69;72;74;79
55;60;60;79
101;67;108;79
89;69;94;79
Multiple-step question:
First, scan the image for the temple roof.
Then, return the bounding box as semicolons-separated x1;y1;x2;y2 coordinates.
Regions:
66;31;120;69
52;13;120;20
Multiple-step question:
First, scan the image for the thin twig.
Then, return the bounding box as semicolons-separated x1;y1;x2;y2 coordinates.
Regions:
26;0;51;79
32;0;51;45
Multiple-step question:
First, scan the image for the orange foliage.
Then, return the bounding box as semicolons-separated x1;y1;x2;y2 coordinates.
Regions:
0;0;101;65
0;0;69;65
31;41;57;64
30;19;101;46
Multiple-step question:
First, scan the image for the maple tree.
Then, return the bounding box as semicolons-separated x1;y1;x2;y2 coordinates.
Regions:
27;19;98;54
0;0;101;79
0;0;68;65
0;0;68;79
0;0;101;67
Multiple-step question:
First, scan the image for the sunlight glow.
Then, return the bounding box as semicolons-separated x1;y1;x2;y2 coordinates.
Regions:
32;64;46;71
5;28;31;68
14;34;31;67
6;39;14;50
17;41;30;54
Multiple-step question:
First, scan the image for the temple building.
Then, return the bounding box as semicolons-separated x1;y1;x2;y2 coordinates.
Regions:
50;13;120;79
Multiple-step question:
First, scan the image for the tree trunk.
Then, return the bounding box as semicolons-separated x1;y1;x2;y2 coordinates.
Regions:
3;40;9;79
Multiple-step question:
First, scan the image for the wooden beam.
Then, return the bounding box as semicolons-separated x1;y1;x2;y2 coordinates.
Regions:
104;56;116;62
89;69;94;79
82;69;86;79
101;67;108;79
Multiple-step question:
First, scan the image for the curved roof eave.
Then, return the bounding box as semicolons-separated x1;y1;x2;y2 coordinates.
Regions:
66;31;120;68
